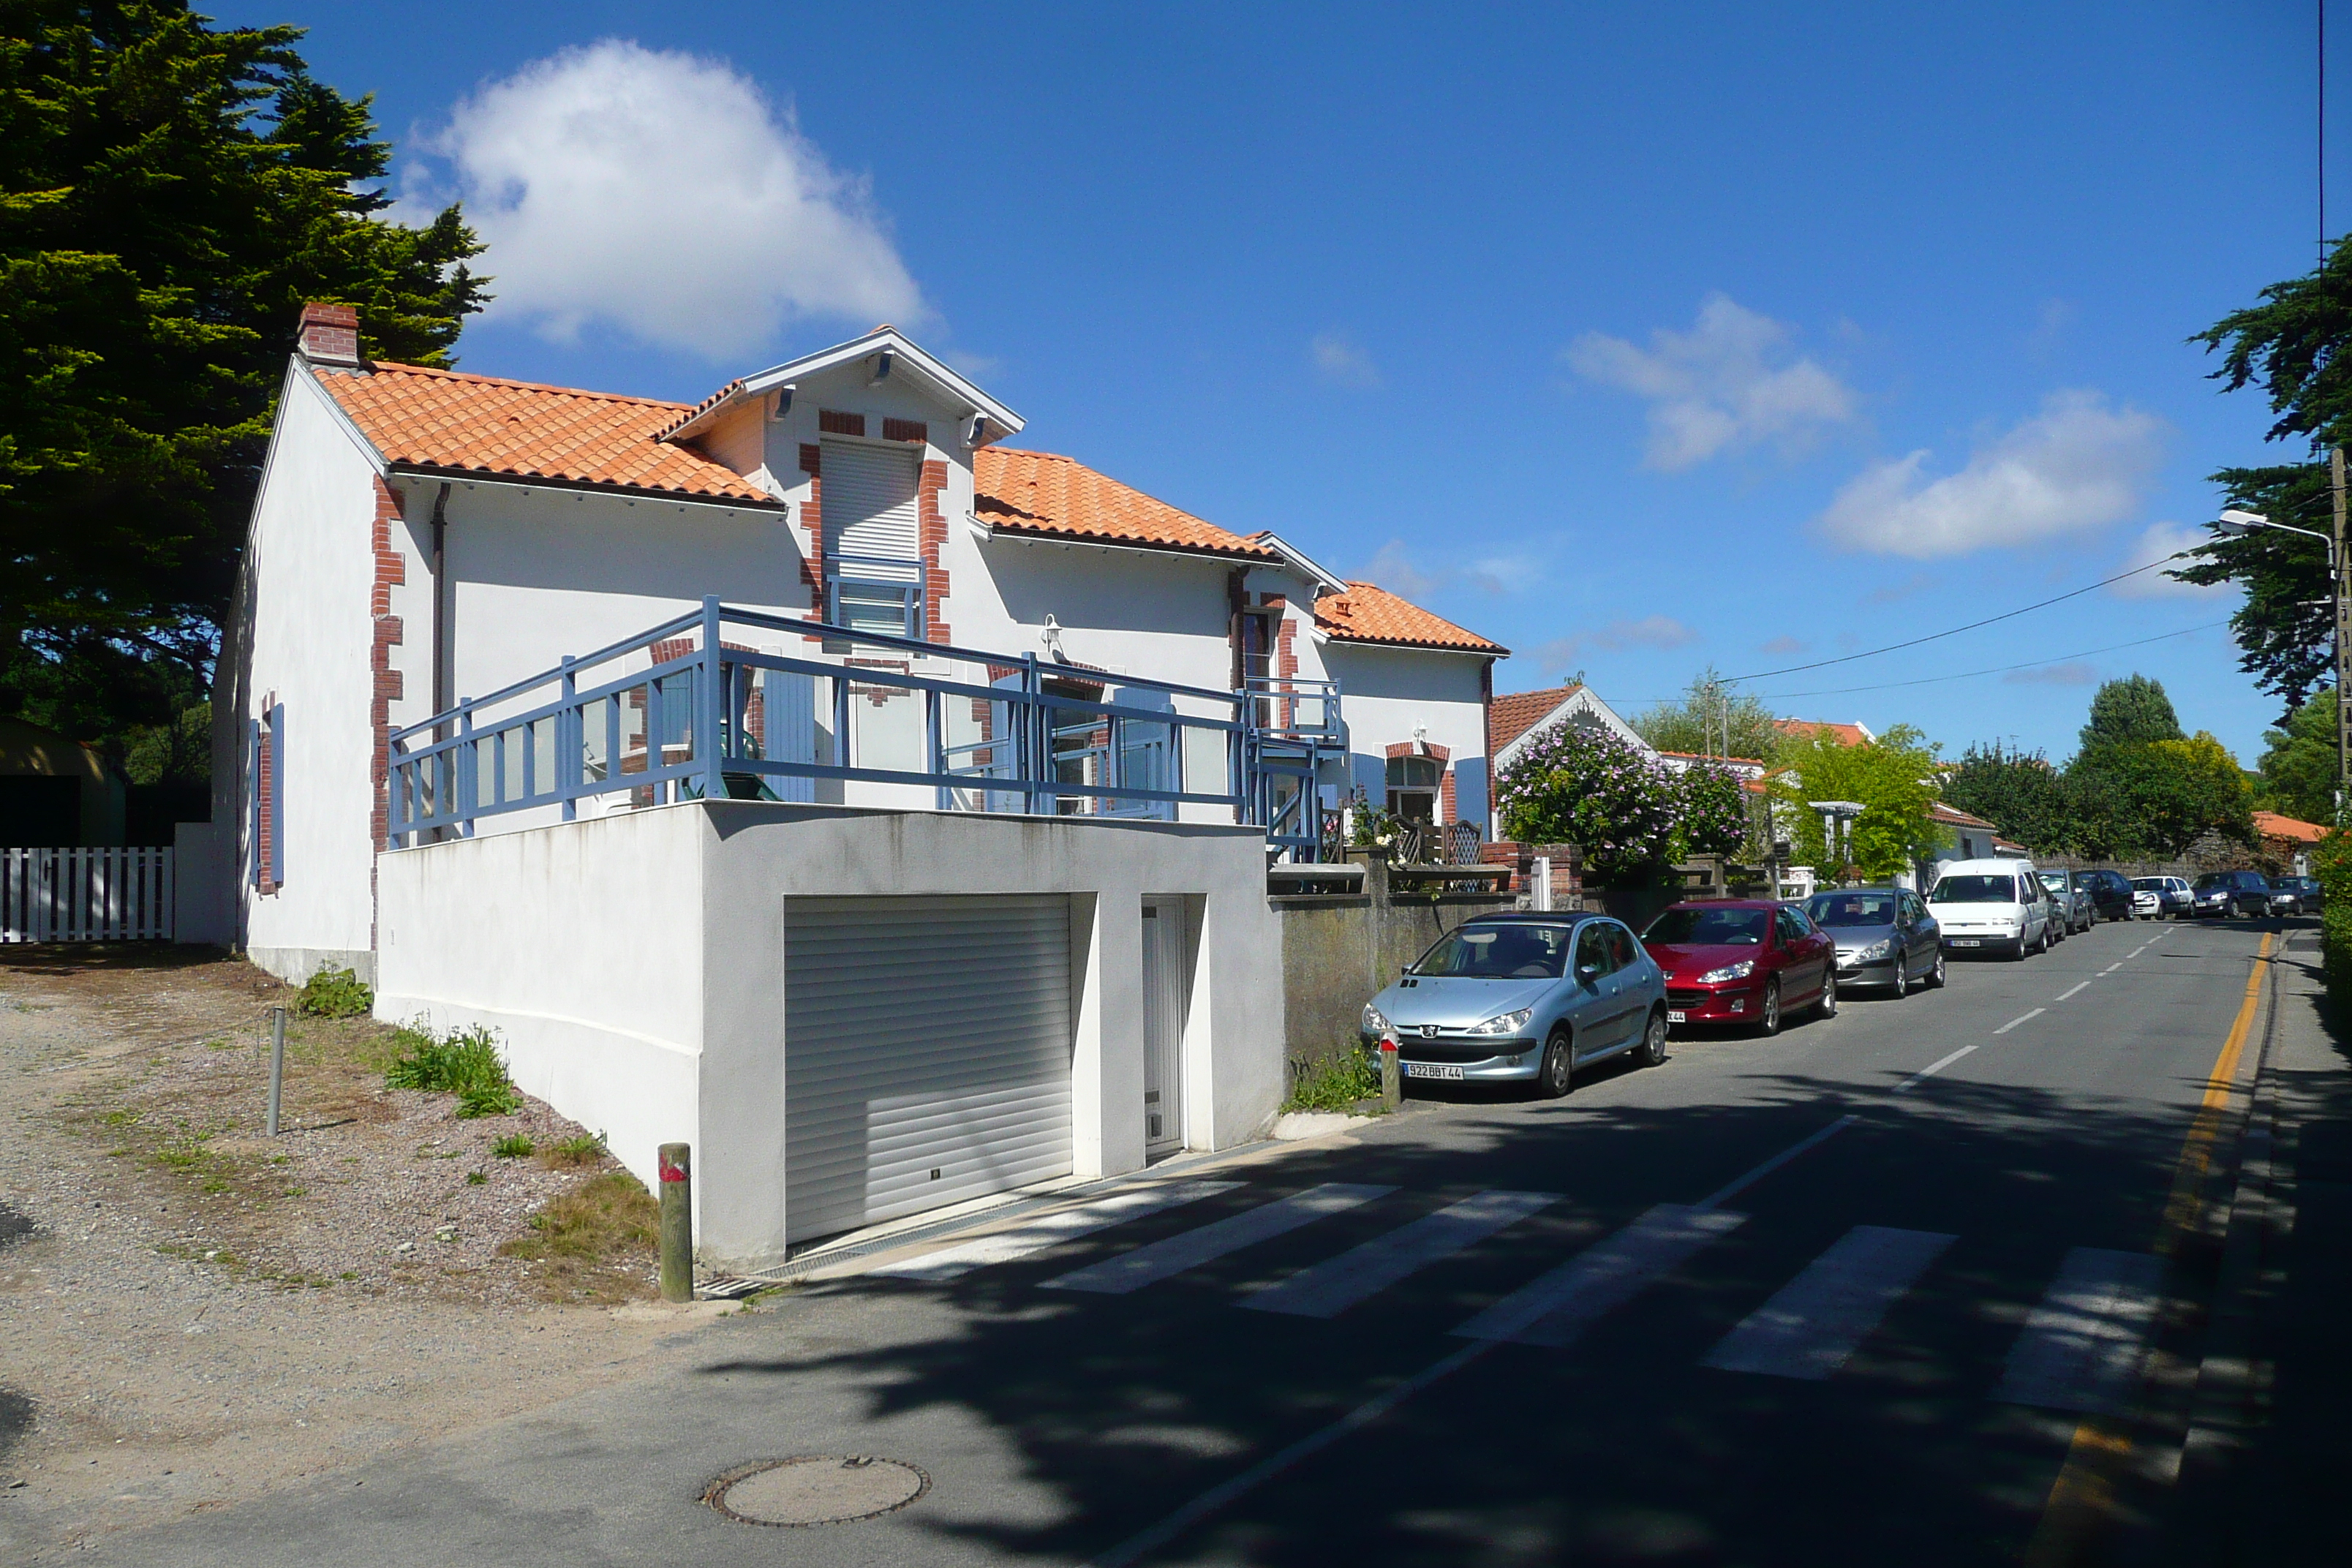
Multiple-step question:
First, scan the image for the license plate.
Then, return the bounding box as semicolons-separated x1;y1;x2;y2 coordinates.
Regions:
1403;1062;1464;1080
1667;1010;1686;1024
1953;938;1982;948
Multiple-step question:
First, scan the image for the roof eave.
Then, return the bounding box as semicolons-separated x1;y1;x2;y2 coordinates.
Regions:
1317;629;1508;657
672;328;1024;448
384;462;783;511
979;517;1279;565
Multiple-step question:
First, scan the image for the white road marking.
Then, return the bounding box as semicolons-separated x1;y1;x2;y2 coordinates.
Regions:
1896;1045;1978;1093
1452;1204;1747;1347
2102;963;2122;976
1697;1115;1858;1209
1992;1247;2166;1412
1702;1226;1956;1381
1240;1190;1559;1319
1041;1183;1392;1295
1994;1008;2047;1035
2128;942;2150;959
2054;981;2091;1002
870;1181;1243;1281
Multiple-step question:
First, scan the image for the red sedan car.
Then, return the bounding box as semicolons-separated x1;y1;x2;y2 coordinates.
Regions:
1639;899;1837;1036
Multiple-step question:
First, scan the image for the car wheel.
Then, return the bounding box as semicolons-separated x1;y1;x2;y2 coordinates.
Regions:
2010;935;2029;961
1816;973;1838;1019
1890;960;1909;1000
1537;1028;1574;1099
2039;924;2053;955
1754;979;1783;1037
1927;949;1948;989
1637;1008;1667;1067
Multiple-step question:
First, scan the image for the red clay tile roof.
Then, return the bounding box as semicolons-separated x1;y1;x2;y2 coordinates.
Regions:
1488;685;1584;754
1929;802;1999;830
973;448;1278;560
1774;718;1873;747
313;363;776;505
1312;582;1504;655
2253;810;2329;843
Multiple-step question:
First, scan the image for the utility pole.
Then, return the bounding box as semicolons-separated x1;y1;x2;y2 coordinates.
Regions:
2335;445;2349;818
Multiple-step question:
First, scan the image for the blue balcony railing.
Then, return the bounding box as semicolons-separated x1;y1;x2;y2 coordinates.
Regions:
385;598;1346;859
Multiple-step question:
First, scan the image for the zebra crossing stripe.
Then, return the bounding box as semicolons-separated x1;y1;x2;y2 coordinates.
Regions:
1041;1183;1395;1295
1452;1203;1746;1348
869;1181;1243;1282
1702;1225;1955;1380
1240;1190;1561;1319
1992;1247;2166;1412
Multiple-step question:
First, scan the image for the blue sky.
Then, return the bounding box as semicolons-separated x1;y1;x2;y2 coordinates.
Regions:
244;1;2335;764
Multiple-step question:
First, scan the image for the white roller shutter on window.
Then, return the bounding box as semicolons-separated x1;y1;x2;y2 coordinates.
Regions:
820;441;921;581
785;895;1074;1243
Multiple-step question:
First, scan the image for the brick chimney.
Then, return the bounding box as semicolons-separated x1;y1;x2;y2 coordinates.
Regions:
296;302;360;366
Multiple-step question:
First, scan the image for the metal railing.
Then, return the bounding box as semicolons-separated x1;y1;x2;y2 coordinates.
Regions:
386;598;1344;858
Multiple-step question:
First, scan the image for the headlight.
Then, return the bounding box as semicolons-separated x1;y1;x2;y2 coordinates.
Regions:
1698;960;1755;984
1466;1008;1533;1036
1855;939;1893;962
1361;1003;1389;1036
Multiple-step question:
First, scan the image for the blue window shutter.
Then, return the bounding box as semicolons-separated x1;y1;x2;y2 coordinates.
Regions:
268;703;285;886
1453;757;1490;832
764;669;816;803
247;719;263;887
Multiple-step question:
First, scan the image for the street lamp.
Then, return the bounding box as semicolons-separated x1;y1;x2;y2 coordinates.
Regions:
2214;503;2350;815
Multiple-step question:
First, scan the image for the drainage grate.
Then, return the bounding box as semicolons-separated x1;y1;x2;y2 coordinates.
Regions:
703;1456;930;1526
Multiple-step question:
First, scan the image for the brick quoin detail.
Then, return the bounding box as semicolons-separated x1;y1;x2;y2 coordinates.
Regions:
1385;739;1451;761
1441;768;1457;823
818;410;865;437
798;443;826;641
883;418;929;444
368;478;406;853
918;457;950;643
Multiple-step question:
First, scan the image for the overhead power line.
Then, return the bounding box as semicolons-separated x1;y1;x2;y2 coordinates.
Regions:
1721;553;2193;684
1749;619;2231;701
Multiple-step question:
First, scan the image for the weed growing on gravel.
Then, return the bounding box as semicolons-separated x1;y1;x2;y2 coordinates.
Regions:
297;966;374;1019
491;1134;535;1159
1281;1050;1383;1113
541;1132;606;1168
383;1025;521;1117
465;1171;488;1186
500;1172;657;1303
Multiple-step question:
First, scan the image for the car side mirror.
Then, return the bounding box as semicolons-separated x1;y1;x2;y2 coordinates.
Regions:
1577;962;1603;983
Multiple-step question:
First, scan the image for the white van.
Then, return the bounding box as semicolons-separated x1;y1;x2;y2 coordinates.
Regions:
1928;857;2051;960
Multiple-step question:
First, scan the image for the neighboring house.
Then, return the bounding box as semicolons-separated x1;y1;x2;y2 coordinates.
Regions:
1654;750;1768;782
1774;717;1877;747
0;717;125;847
1486;684;1654;834
219;309;1504;984
1924;802;2002;881
2253;810;2327;876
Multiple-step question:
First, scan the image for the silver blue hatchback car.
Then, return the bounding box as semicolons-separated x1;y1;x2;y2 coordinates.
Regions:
1359;913;1670;1097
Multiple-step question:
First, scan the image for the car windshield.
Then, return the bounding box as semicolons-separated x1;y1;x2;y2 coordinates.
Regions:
2194;875;2228;890
1411;924;1572;979
1806;893;1899;927
1931;875;2016;903
2132;878;2164;892
1643;907;1769;945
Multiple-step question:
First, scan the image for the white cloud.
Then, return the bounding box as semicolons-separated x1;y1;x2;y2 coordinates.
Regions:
1311;331;1382;389
2111;521;2234;600
1816;391;2165;559
1566;293;1857;470
1360;539;1442;600
410;39;924;359
1537;615;1698;674
1757;635;1809;655
1357;540;1532;599
2004;662;2100;686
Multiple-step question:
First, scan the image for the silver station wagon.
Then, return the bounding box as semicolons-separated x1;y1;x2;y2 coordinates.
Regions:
1359;913;1670;1097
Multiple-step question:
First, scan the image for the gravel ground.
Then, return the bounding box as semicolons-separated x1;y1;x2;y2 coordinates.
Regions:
0;946;721;1558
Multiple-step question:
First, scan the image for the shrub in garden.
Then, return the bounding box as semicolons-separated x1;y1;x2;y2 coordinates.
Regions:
383;1024;521;1117
1494;721;1678;886
295;965;373;1019
2313;829;2352;1019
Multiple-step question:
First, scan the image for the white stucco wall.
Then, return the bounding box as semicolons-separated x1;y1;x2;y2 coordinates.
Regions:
375;800;1284;1269
238;371;391;981
1320;641;1493;824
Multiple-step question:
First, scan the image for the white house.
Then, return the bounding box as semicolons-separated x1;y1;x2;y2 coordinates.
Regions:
211;306;1504;1262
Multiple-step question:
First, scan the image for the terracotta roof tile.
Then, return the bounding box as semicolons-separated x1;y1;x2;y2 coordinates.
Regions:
313;363;774;505
1929;802;1999;830
1312;581;1504;655
1774;718;1874;747
1488;685;1584;753
972;448;1276;560
2253;809;2329;843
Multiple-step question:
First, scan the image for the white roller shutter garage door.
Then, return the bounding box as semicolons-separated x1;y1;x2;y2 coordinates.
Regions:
785;895;1074;1243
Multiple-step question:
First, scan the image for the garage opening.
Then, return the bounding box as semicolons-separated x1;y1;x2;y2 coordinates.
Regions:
783;894;1074;1243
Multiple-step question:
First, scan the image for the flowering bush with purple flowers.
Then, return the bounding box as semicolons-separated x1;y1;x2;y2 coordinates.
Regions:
1675;761;1752;859
1496;720;1680;886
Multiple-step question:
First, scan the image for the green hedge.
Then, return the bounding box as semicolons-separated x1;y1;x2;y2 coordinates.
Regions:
2313;831;2352;1017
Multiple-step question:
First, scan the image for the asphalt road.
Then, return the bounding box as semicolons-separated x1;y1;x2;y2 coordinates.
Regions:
75;913;2277;1567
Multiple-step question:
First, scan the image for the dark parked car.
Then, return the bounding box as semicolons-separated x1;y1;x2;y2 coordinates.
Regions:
2073;868;2136;922
2275;874;2324;913
1805;886;1945;997
1642;900;1836;1037
2192;870;2274;919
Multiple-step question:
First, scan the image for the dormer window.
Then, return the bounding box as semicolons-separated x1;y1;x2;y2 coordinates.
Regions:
822;437;924;638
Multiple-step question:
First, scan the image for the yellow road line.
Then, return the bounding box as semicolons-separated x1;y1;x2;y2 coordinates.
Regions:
2023;932;2272;1568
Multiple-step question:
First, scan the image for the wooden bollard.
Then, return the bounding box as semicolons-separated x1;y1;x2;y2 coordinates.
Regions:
657;1142;693;1303
1379;1031;1401;1112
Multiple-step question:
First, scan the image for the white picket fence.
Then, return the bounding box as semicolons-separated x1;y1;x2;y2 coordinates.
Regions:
0;847;175;943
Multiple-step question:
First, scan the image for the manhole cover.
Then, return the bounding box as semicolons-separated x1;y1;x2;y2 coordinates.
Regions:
704;1456;930;1526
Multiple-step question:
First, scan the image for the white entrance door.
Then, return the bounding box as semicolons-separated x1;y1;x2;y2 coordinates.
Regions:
1141;899;1188;1157
784;894;1074;1243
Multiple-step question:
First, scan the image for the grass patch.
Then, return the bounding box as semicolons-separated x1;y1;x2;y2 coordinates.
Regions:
1282;1050;1383;1113
465;1170;488;1186
296;966;374;1019
384;1024;521;1117
540;1132;606;1168
491;1134;535;1160
500;1172;658;1303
